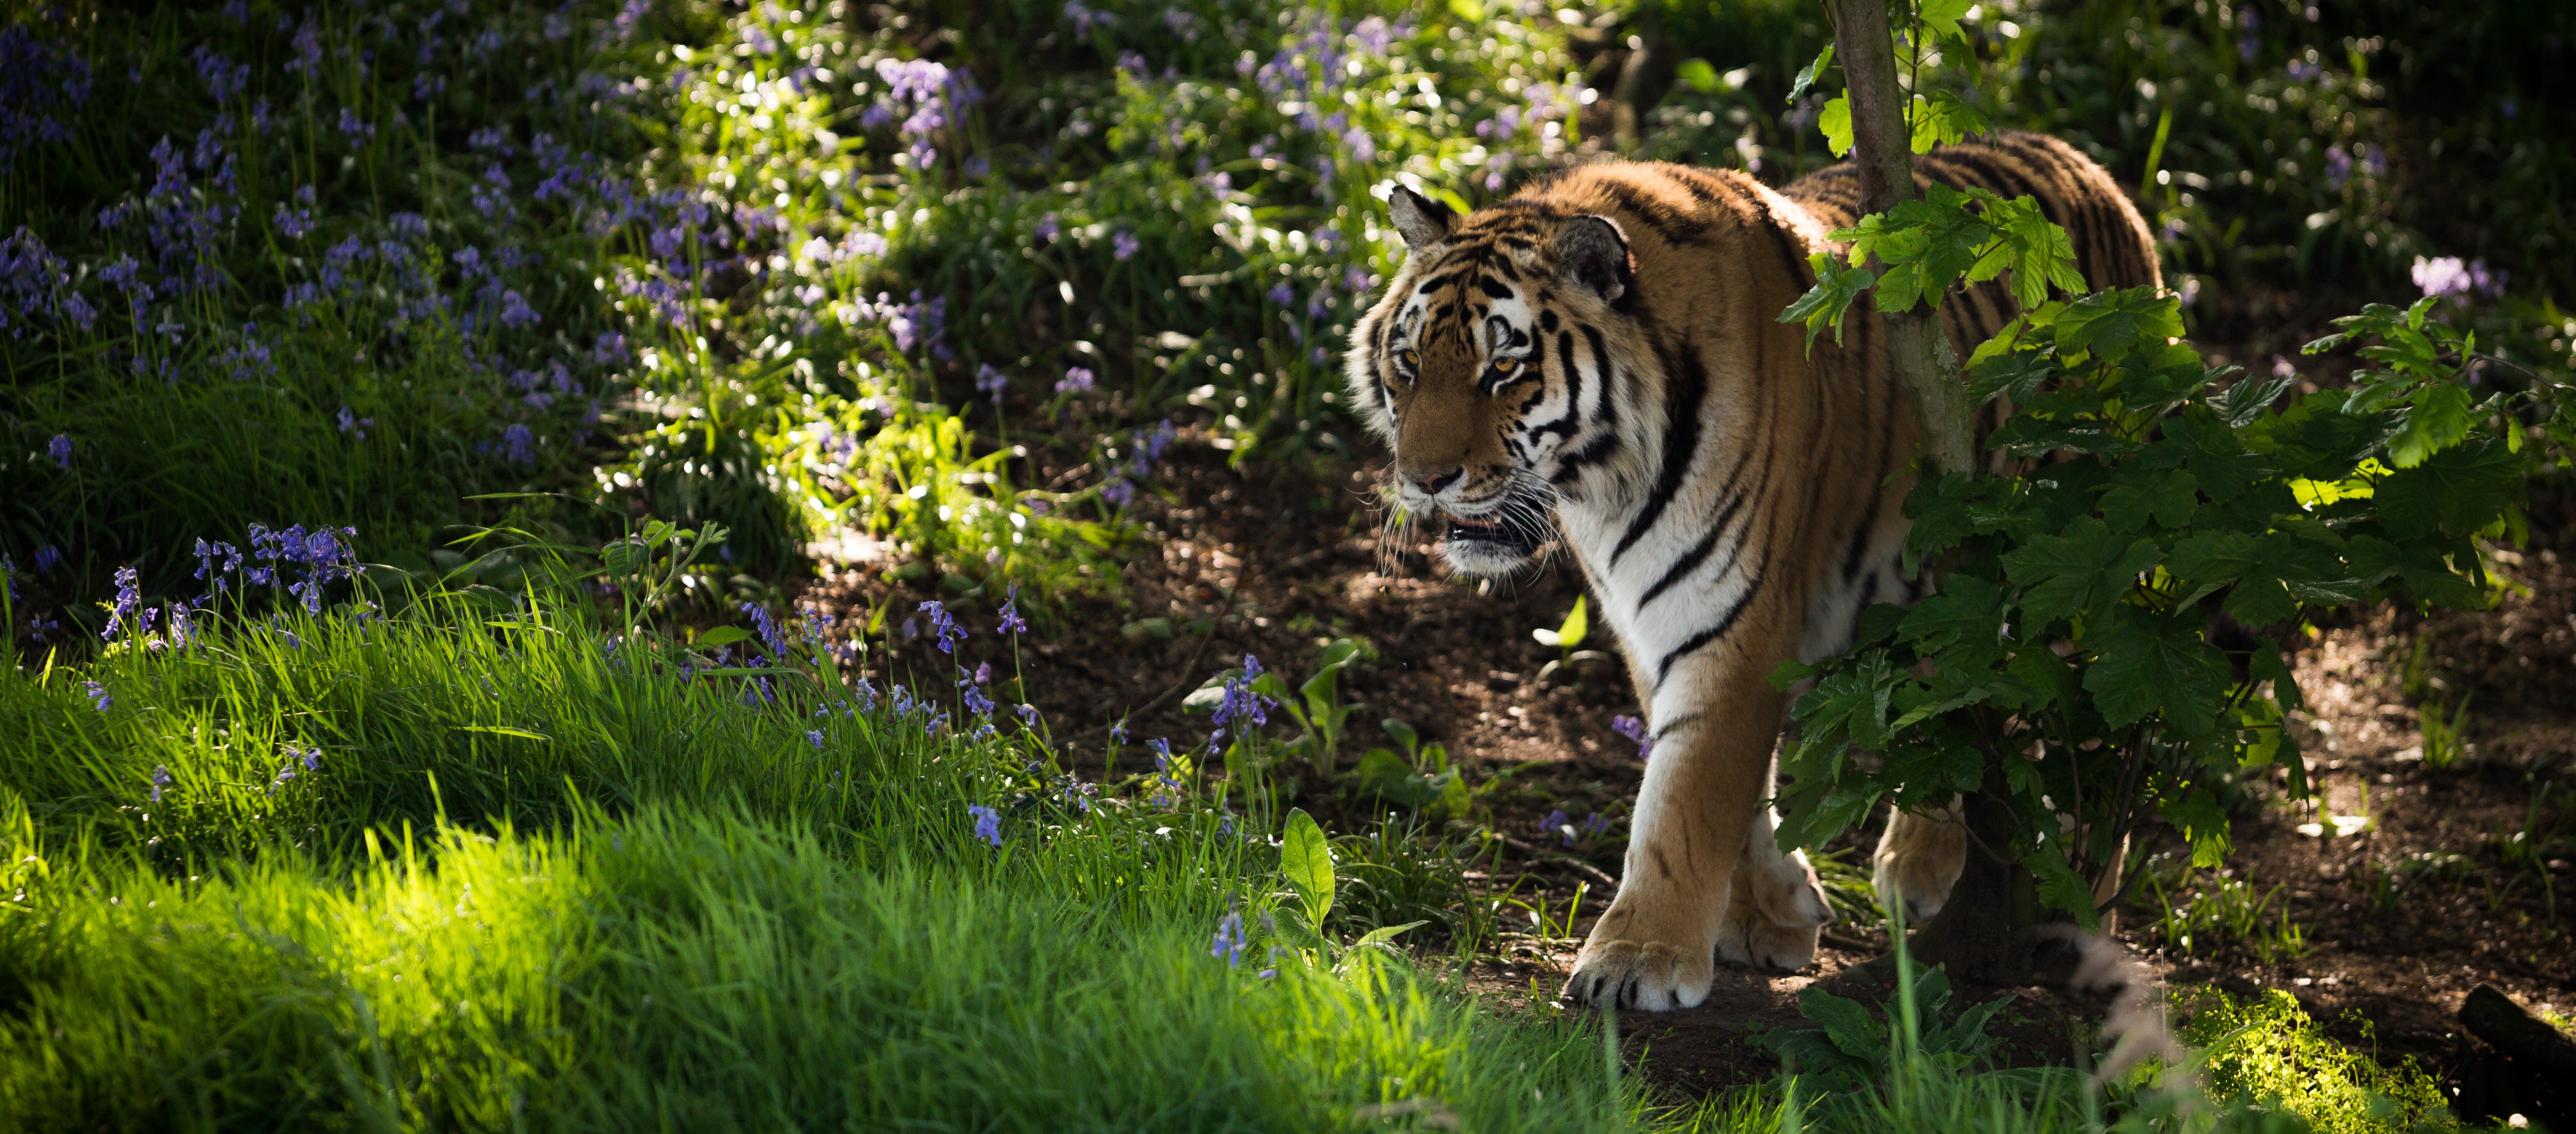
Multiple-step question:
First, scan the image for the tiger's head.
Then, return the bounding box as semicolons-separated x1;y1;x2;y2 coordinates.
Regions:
1346;185;1646;577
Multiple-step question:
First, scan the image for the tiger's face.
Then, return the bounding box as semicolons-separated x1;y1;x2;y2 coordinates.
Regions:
1347;187;1640;577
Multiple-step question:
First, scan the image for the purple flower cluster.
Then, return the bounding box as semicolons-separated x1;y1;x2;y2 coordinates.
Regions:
1209;655;1274;743
1213;911;1246;966
1612;714;1651;759
868;57;982;172
0;27;92;173
2;228;96;338
969;803;1003;846
917;600;967;654
2413;255;2505;300
1056;366;1095;394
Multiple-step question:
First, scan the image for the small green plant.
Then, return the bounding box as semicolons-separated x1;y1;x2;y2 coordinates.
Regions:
1531;596;1616;685
2144;865;2309;965
1352;718;1471;817
1263;808;1424;969
2175;987;2459;1134
2418;692;2473;771
1190;638;1374;777
1755;958;2016;1097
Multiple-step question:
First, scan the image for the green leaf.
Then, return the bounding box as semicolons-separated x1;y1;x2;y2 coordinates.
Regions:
2021;841;2100;932
1379;718;1419;755
2053;288;2182;364
2215;374;2296;427
1674;58;1719;93
1281;808;1335;926
1798;987;1888;1059
1355;748;1443;808
1910;90;1989;153
1534;595;1588;648
2083;604;2231;734
1779;252;1877;349
1918;0;1975;40
455;725;549;742
696;626;757;649
2098;469;2198;533
1818;95;1853;157
2161;788;2232;868
2001;516;2160;628
1353;921;1430;948
2386;382;2473;469
1977;195;2088;308
1852;602;1911;646
1786;43;1834;106
2374;438;2521;540
1898;575;2009;655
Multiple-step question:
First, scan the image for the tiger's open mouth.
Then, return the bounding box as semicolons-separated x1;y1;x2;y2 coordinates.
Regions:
1439;494;1550;562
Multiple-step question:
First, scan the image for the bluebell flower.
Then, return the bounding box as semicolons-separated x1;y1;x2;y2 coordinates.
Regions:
1267;283;1295;307
148;764;171;802
1612;714;1651;759
1540;809;1571;846
741;602;792;659
916;600;966;654
973;661;993;685
1109;719;1128;746
299;746;321;772
975;363;1008;403
1583;812;1609;837
806;729;825;750
48;433;70;470
1212;912;1246;966
969;803;1002;846
1016;703;1040;728
102;566;139;641
997;586;1028;635
1113;230;1140;261
83;679;110;711
962;683;995;717
1056;366;1095;393
34;544;60;574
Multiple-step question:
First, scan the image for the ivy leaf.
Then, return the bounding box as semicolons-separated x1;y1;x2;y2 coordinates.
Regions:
2001;516;2160;628
1785;43;1833;106
1818;95;1854;157
2052;288;2182;364
2083;604;2230;734
2385;381;2474;469
2374;437;2521;540
2020;841;2099;932
1779;251;1877;350
2098;468;2198;533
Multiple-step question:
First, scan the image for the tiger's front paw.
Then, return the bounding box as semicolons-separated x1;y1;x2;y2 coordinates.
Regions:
1559;902;1715;1011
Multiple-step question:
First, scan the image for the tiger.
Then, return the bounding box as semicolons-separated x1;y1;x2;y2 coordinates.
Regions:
1342;130;2160;1011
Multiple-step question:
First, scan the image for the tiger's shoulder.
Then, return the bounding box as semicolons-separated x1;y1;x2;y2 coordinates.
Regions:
1780;130;2161;292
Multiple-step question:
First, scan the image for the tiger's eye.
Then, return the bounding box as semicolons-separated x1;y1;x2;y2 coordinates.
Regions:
1400;349;1420;367
1493;356;1519;374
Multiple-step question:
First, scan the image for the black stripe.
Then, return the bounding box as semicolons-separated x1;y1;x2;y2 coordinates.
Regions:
1639;478;1752;608
1610;341;1707;565
1478;275;1515;300
1552;433;1620;484
1579;323;1617;439
1655;567;1766;685
1650;711;1704;742
1526;330;1582;440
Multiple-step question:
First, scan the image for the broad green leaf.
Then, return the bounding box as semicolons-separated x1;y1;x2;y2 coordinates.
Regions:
1353;921;1430;947
1818;95;1853;157
1675;58;1720;93
696;626;757;649
2161;788;2232;868
1977;195;2087;307
2374;438;2521;540
2020;841;2099;932
2167;530;2259;587
2386;381;2473;468
1779;252;1877;349
1281;808;1335;925
2001;516;2160;628
2083;604;2230;734
1898;575;2009;653
1534;595;1588;648
1355;748;1442;807
1379;717;1419;754
1798;987;1887;1059
1910;90;1989;153
1919;0;1975;40
2052;287;2182;364
2215;374;2296;427
2098;469;2198;533
1786;43;1834;106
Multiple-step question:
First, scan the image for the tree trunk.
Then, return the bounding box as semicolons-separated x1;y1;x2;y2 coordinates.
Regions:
1828;0;2025;981
1830;0;1974;479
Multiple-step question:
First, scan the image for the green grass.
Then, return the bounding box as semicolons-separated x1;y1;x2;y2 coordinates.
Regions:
0;584;1643;1131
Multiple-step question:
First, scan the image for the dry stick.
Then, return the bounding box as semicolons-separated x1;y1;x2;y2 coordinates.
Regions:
1497;833;1620;890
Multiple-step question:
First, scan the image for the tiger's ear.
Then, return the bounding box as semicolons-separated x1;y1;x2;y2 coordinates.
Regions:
1555;215;1637;304
1387;186;1456;250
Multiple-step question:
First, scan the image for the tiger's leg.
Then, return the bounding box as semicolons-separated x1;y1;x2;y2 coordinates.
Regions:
1871;802;1966;923
1562;660;1824;1009
1714;798;1836;970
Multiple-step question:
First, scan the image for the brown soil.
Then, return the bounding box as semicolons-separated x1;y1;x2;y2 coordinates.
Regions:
795;427;2576;1122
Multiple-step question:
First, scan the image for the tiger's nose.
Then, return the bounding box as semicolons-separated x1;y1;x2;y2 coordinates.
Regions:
1408;468;1464;495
